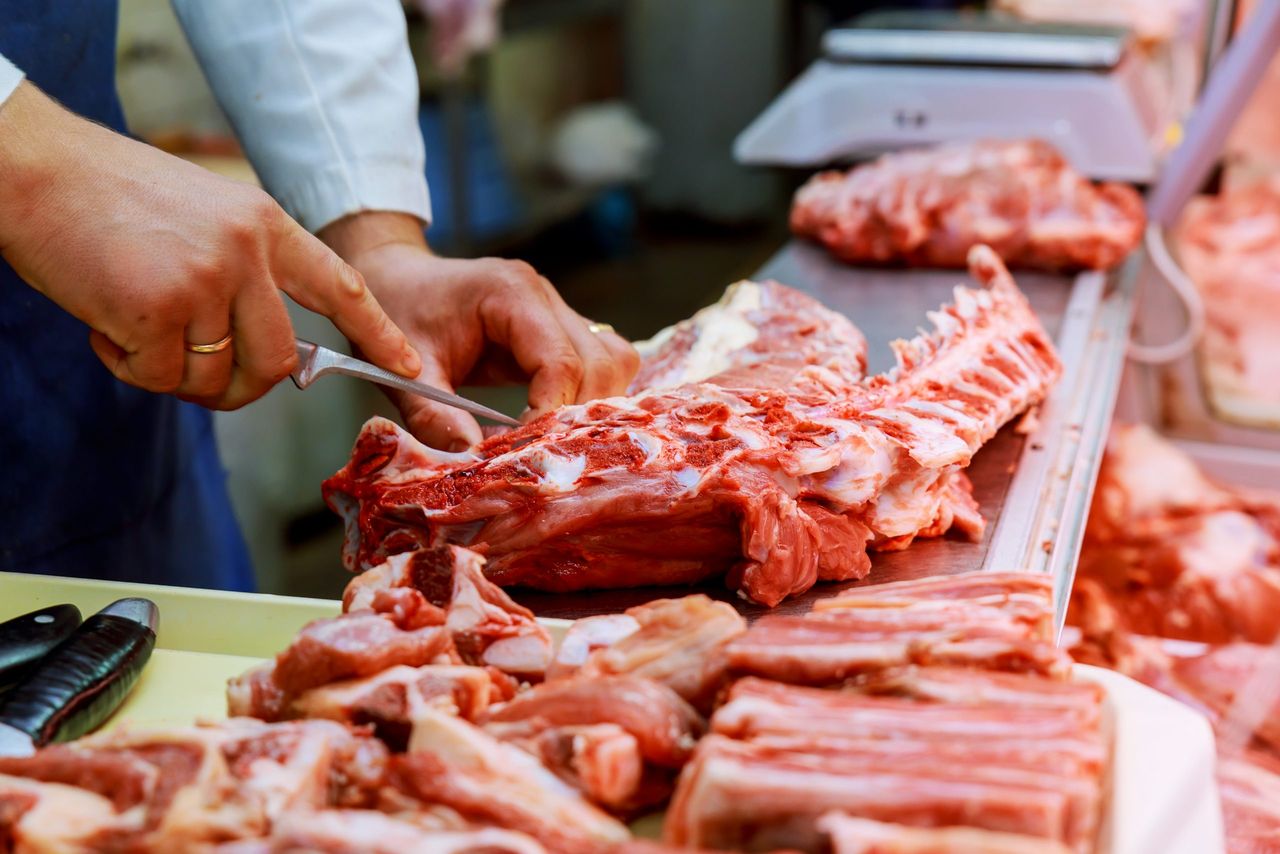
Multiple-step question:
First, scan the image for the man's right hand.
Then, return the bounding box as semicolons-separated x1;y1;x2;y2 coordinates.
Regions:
0;81;420;410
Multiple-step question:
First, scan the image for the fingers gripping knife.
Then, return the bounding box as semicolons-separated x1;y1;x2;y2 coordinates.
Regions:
0;599;159;757
290;339;520;427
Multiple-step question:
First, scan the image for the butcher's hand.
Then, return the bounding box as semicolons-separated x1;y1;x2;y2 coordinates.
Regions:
320;211;640;451
0;82;419;410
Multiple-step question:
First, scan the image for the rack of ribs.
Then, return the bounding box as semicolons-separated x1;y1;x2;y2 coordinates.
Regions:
790;139;1145;271
324;245;1061;607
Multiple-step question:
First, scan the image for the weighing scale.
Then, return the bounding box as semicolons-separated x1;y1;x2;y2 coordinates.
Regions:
734;10;1171;182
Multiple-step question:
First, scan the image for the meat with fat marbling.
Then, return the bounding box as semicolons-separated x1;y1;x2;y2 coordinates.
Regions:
790;139;1144;271
324;247;1060;606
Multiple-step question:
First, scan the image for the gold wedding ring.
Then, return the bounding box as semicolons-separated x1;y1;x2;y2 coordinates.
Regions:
586;322;615;335
185;333;234;354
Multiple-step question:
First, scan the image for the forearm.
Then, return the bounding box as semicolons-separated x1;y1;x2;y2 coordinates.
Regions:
319;211;428;266
0;82;82;263
171;0;431;232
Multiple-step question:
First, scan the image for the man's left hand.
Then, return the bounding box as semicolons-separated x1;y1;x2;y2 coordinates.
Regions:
320;211;639;450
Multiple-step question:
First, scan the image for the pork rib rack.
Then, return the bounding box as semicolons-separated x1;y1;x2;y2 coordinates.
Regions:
790;139;1144;272
325;246;1060;607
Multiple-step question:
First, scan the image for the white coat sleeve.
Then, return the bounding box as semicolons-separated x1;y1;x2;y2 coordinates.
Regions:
0;52;25;107
171;0;431;232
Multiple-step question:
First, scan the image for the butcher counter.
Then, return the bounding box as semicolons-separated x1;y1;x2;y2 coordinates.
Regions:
518;239;1142;628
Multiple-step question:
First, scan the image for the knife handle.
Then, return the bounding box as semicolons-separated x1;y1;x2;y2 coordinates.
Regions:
0;605;82;692
0;600;157;748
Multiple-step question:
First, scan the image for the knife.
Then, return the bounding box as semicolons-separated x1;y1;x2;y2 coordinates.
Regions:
291;339;521;427
0;598;158;757
0;604;82;693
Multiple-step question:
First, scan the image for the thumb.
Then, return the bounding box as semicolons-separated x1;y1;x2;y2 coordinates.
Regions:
398;355;484;452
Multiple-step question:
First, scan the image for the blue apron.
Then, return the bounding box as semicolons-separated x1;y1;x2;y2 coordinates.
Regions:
0;2;254;591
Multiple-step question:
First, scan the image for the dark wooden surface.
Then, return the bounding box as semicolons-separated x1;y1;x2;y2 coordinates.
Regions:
516;242;1073;621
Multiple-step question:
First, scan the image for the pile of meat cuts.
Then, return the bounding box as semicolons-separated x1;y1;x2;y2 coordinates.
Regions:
670;571;1106;854
324;245;1061;607
0;559;1109;853
1178;179;1280;426
790;139;1145;271
1066;423;1280;852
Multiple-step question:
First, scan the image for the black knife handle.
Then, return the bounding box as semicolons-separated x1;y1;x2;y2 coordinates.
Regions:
0;601;157;747
0;604;82;692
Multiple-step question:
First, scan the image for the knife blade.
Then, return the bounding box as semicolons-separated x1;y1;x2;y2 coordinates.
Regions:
0;598;158;757
290;339;521;427
0;604;82;693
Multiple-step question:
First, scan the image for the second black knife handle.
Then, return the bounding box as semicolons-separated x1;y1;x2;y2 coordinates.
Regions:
0;613;156;747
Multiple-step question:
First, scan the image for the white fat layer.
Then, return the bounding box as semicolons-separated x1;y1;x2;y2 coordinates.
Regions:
867;409;971;468
1181;512;1274;578
626;430;663;464
867;470;945;537
634;281;764;390
674;466;702;490
728;425;769;451
532;451;588;491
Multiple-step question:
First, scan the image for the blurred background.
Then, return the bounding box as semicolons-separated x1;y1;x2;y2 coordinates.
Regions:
111;0;1275;598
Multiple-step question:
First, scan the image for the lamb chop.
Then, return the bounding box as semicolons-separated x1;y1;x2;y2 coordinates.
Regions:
790;138;1144;271
0;719;390;852
228;544;551;722
547;595;746;712
324;246;1060;606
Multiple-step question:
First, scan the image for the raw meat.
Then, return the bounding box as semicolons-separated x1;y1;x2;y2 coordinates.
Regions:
628;279;868;395
289;664;494;747
666;735;1098;853
1073;424;1280;643
727;570;1070;685
343;545;553;676
483;720;645;810
393;707;631;853
669;675;1106;853
547;613;642;680
228;543;552;722
1218;751;1280;854
214;809;549;853
712;678;1102;744
1178;180;1280;424
226;615;458;720
549;595;746;711
790;139;1144;271
668;570;1106;853
481;676;704;768
324;246;1060;606
0;719;390;852
820;812;1073;854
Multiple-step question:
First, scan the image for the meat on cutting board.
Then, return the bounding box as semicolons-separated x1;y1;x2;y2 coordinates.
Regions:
548;595;746;712
394;707;632;854
228;543;550;721
324;246;1060;607
790;139;1144;271
0;719;391;852
481;676;703;769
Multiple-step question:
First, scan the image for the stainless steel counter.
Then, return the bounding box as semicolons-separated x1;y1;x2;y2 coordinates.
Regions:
520;241;1139;625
